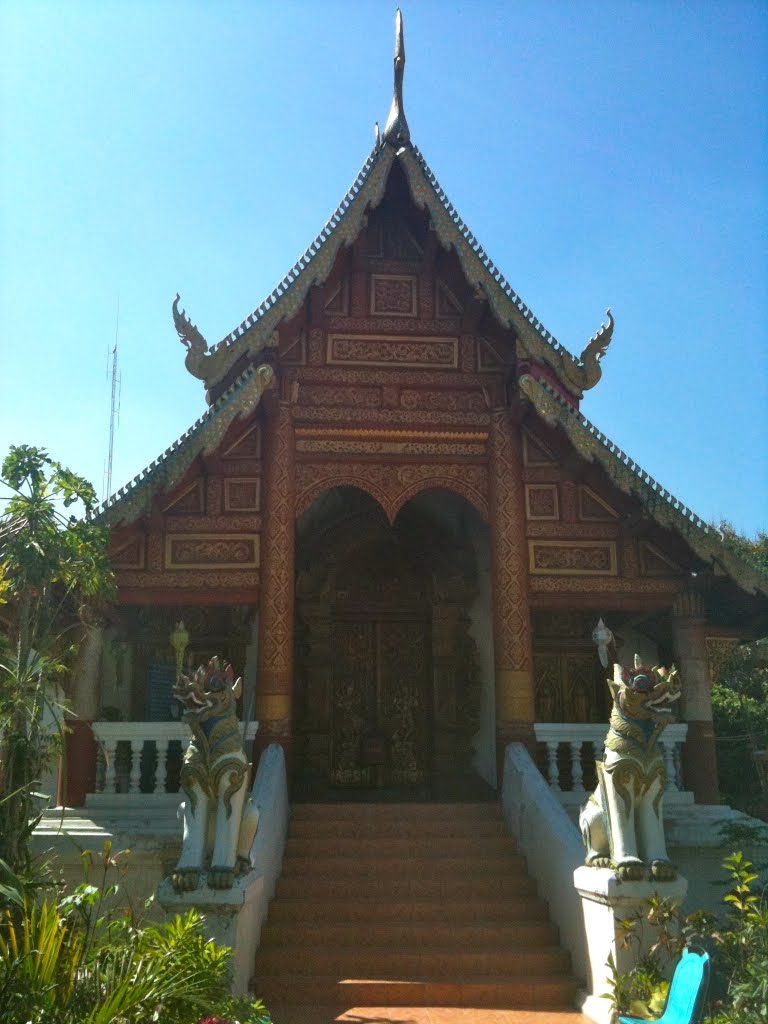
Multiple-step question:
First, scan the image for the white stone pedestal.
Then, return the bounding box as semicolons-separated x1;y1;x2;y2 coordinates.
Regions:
574;866;688;1024
158;872;264;995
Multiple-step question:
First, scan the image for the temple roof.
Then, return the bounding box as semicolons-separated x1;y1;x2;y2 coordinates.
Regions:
95;364;272;527
173;14;612;401
519;373;768;599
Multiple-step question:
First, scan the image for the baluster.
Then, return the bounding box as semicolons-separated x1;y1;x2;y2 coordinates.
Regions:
570;740;585;795
102;738;119;793
591;739;604;765
546;740;561;790
662;738;677;793
128;739;144;794
154;739;170;794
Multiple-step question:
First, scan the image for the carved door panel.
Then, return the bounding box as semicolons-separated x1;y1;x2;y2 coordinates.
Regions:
534;651;601;722
330;618;429;787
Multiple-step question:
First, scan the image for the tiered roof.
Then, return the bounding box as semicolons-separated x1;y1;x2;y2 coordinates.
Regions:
99;12;767;601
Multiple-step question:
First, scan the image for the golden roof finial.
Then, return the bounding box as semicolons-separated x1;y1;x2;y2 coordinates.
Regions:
383;9;410;147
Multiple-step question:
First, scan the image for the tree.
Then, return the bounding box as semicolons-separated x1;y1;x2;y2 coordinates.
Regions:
0;445;114;875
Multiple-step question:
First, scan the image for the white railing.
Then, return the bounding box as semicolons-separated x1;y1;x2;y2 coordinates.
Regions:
91;721;259;796
534;722;691;805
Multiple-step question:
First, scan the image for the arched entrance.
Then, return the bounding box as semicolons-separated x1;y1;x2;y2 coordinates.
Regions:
293;486;493;799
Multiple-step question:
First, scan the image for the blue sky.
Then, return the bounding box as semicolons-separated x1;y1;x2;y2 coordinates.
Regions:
1;2;766;537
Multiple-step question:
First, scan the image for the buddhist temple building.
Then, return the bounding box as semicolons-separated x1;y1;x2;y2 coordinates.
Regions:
65;10;768;815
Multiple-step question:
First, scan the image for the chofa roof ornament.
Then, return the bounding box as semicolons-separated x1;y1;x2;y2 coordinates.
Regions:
383;9;410;147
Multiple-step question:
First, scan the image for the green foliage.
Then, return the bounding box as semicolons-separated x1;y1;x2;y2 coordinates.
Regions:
0;445;114;874
0;843;272;1024
712;639;768;819
604;852;768;1024
716;521;768;577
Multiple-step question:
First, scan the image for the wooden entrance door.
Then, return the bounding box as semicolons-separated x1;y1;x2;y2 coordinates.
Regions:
331;618;430;788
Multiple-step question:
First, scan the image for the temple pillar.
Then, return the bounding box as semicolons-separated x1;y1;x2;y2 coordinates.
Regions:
61;617;104;806
489;410;536;781
672;589;719;804
255;400;295;764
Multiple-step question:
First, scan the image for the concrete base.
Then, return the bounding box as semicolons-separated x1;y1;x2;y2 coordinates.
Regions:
158;873;265;995
574;866;688;1024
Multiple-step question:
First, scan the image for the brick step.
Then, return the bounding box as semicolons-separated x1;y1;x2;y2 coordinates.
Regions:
261;920;559;948
281;854;526;878
290;802;502;821
288;817;509;839
266;895;550;924
255;946;570;977
255;975;578;1009
283;835;517;858
276;874;536;901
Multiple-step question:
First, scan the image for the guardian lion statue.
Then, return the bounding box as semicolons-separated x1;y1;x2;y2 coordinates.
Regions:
171;657;260;892
579;656;681;881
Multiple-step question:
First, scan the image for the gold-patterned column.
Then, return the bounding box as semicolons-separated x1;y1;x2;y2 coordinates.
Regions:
255;399;295;760
489;410;536;779
672;589;719;804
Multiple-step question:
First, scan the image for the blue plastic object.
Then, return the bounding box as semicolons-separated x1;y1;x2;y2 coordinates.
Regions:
618;947;710;1024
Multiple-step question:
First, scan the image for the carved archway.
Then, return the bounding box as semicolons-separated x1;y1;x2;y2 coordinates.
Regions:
293;486;490;798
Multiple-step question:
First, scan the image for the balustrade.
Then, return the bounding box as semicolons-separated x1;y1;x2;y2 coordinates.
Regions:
91;721;259;796
533;722;691;804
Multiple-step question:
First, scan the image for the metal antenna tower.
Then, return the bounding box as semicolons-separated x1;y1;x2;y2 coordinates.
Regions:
104;298;122;503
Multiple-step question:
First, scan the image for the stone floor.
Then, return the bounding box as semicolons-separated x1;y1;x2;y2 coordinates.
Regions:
268;1007;591;1024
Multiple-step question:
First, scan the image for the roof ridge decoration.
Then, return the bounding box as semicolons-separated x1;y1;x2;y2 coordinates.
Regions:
383;9;410;148
173;143;394;389
172;11;614;399
95;363;274;528
518;372;768;598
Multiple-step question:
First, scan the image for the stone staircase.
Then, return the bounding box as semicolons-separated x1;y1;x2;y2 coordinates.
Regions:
254;802;578;1014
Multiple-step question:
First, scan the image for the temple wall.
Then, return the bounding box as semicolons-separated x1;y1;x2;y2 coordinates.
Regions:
469;564;496;787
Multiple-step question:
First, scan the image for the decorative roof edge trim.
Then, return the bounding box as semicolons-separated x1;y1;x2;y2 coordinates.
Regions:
183;144;395;389
518;372;768;598
401;145;610;396
96;364;274;528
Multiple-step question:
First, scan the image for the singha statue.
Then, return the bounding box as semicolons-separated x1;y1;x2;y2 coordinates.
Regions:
579;656;681;881
171;657;259;892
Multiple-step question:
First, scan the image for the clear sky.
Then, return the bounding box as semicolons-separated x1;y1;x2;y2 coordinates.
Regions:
1;1;766;537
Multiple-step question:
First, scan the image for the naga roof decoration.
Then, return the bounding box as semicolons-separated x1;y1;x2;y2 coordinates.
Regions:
94;363;273;528
518;372;768;599
173;12;613;399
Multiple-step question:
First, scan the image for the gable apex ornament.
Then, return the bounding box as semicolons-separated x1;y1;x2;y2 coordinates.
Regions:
383;9;410;147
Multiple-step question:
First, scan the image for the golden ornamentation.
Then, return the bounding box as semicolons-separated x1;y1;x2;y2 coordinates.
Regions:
529;540;617;576
165;534;259;570
326;333;459;369
525;484;559;521
370;274;418;316
223;478;261;512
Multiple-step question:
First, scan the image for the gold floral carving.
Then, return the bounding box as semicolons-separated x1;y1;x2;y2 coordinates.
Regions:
206;477;223;515
326;315;458;336
257;402;296;715
326;334;459;369
489;412;535;723
297;439;486;456
525;484;559;521
526;522;616;539
223;478;261;513
529;540;617;576
294;406;489;428
298;384;382;408
115;569;259;589
529;576;680;594
639;541;684;577
290;364;487;388
150;514;261;533
399;388;486;412
295;459;488;522
370;274;417;316
308;327;324;366
165;534;259;570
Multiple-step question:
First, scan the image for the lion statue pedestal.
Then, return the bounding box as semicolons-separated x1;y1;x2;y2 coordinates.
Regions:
579;657;681;882
170;657;260;893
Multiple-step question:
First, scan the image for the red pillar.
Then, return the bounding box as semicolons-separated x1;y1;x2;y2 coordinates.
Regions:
255;399;295;768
